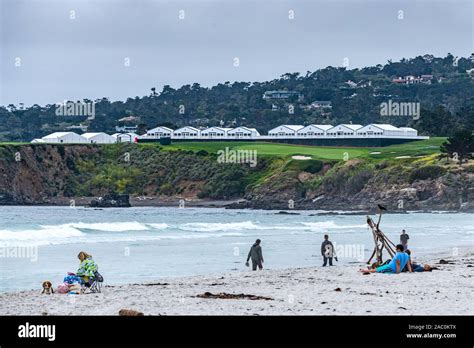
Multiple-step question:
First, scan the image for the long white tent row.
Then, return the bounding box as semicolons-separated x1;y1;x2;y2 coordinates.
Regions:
33;124;425;144
141;123;423;140
31;132;139;144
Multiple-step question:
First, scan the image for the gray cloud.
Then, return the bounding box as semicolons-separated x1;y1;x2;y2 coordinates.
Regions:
1;0;472;105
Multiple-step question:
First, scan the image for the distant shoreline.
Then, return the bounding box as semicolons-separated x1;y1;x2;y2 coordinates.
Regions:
0;197;468;214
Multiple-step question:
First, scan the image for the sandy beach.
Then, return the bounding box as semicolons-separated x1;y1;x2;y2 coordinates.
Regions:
1;250;472;316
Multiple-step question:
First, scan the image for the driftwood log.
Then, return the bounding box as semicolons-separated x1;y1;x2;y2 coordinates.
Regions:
196;292;273;300
366;208;396;266
118;309;144;316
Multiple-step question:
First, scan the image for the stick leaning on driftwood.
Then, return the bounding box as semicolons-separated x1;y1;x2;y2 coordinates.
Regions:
366;205;396;266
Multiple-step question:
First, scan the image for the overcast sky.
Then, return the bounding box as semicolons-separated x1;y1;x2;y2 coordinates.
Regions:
1;0;472;106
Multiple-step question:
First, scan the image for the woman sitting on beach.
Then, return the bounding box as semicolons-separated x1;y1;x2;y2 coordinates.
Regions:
403;250;433;272
76;251;99;286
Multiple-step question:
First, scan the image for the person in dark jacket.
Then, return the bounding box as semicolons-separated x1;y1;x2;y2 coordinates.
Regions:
246;239;264;271
321;234;334;267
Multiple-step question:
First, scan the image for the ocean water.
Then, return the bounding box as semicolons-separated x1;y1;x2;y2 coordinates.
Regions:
0;206;472;292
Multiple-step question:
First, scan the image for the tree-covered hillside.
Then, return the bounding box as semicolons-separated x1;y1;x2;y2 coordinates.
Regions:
1;53;473;141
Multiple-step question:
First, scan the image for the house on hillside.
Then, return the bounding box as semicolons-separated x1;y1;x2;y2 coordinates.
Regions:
66;124;88;132
393;75;433;85
356;124;402;137
82;132;116;144
420;75;434;84
268;125;304;137
115;125;138;133
466;69;474;79
146;126;173;138
172;126;200;139
227;127;260;139
344;80;358;88
41;132;87;144
297;125;333;137
200;127;232;139
326;124;362;137
263;90;303;101
310;101;332;109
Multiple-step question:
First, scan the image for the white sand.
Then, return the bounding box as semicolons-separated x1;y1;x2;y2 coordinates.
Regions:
1;252;472;316
291;155;312;160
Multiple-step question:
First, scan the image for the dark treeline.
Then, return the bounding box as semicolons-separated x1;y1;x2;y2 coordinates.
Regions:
1;53;473;141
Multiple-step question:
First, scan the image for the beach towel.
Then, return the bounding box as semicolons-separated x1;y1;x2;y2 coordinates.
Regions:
63;274;81;284
56;283;69;294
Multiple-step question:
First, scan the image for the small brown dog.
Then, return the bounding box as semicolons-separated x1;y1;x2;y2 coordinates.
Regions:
41;281;54;294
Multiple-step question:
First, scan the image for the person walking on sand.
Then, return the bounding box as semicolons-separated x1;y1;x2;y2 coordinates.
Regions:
400;229;410;251
321;234;335;267
246;239;264;271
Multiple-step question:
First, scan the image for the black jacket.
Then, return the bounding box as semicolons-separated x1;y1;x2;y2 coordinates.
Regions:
321;240;334;257
247;244;263;262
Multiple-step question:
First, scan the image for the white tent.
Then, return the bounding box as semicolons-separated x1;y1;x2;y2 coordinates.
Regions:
146;126;173;138
356;124;402;137
112;133;139;143
172;126;200;138
268;125;304;137
41;132;87;144
201;127;232;138
227;126;260;138
297;125;333;137
82;132;116;144
326;124;362;136
399;127;418;137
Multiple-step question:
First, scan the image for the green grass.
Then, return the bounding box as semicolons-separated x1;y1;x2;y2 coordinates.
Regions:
365;137;446;159
0;142;29;145
0;137;447;162
160;138;447;161
163;141;368;160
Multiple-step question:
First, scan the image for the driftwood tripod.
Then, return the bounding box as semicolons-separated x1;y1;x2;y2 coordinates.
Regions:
366;209;396;265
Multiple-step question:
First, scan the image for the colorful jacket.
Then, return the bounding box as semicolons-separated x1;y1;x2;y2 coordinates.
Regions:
77;258;98;277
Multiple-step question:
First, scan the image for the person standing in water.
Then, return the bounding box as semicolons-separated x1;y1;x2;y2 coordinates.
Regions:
321;234;335;267
246;239;264;271
400;229;410;251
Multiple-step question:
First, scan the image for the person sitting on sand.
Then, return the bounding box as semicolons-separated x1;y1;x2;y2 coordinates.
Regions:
246;239;264;271
403;250;433;272
360;244;412;274
321;234;335;267
76;251;99;286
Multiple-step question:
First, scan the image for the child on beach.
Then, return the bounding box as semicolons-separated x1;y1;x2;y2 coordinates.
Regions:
400;230;409;251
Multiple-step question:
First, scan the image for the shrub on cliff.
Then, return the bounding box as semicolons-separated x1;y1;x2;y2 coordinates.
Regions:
196;150;209;156
198;165;247;199
159;183;175;196
409;165;447;183
284;159;323;173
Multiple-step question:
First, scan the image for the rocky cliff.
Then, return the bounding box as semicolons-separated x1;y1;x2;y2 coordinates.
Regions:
0;144;472;211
